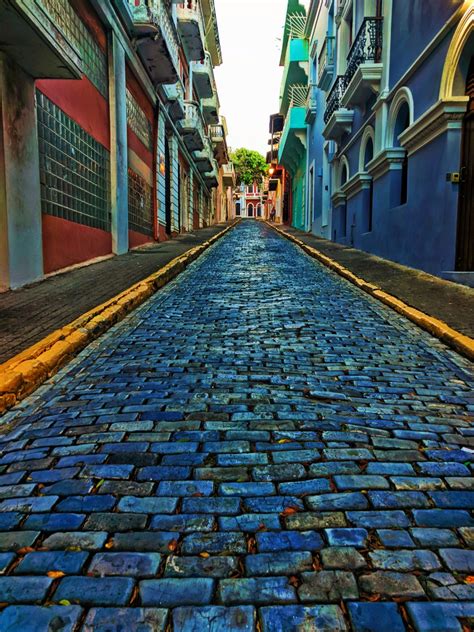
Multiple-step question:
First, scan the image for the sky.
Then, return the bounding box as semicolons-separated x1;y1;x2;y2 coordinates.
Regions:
213;0;287;157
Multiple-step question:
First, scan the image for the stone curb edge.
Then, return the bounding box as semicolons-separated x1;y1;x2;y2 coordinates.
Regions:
0;221;240;416
266;221;474;363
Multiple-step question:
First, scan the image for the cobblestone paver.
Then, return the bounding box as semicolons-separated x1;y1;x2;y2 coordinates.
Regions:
0;220;473;631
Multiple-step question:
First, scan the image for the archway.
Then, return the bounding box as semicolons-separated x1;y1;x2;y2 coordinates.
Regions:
247;203;254;217
235;201;241;216
440;4;474;101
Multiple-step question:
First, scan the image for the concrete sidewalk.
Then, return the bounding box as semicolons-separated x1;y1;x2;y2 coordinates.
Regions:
0;223;231;364
280;225;474;339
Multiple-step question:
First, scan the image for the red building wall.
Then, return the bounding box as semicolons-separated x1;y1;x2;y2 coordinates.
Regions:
36;0;112;274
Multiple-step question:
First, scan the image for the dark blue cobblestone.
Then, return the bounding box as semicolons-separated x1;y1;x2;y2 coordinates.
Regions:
0;606;82;632
84;608;168;632
140;578;214;606
0;221;473;627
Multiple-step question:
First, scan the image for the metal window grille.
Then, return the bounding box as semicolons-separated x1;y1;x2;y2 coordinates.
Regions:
37;0;108;96
37;91;111;231
128;169;154;235
126;89;153;151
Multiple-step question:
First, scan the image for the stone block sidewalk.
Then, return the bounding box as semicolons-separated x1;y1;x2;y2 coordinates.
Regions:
279;225;474;339
0;224;231;365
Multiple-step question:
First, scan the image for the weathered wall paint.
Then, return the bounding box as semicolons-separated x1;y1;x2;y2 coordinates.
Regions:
0;55;43;289
42;215;111;274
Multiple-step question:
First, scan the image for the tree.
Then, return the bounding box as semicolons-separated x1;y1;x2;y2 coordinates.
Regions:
230;148;268;186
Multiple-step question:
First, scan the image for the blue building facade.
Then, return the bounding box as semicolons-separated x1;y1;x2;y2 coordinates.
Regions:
297;0;474;280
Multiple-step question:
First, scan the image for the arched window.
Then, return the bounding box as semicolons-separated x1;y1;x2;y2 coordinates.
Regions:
247;203;254;217
235;201;241;216
393;102;410;204
339;158;349;238
340;163;348;187
362;133;374;231
256;204;262;217
387;89;414;207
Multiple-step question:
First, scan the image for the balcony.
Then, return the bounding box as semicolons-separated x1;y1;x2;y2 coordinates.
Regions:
201;94;219;125
278;97;307;176
163;82;185;122
194;137;214;174
305;85;317;124
204;158;219;189
280;37;309;115
128;0;179;85
317;35;335;91
193;53;215;99
178;101;205;152
322;75;354;143
222;163;236;187
210;123;228;166
176;0;205;62
200;0;222;66
341;17;383;108
0;0;82;79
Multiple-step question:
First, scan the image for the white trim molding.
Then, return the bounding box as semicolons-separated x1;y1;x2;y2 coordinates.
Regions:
323;109;355;143
386;86;414;148
440;2;474;100
399;97;468;156
338;155;350;189
359;125;375;172
367;147;406;180
342;172;373;200
341;63;383;109
331;190;347;207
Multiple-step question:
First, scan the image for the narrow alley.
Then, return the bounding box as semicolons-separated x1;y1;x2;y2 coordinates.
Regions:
0;221;472;631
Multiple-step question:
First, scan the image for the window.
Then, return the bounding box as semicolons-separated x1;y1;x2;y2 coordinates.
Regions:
393;101;410;205
235;201;241;216
247;203;254;217
309;166;315;222
364;137;374;231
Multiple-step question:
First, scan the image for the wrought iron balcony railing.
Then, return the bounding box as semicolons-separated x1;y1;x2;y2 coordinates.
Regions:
323;75;348;124
318;35;335;84
345;17;383;84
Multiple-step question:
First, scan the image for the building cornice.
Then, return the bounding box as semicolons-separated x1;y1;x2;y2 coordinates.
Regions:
342;172;372;199
398;97;468;156
331;190;347;206
367;147;406;180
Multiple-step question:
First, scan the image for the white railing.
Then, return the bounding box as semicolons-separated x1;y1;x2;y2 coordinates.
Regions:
129;0;179;71
193;52;217;94
287;13;306;39
183;101;205;137
289;84;309;108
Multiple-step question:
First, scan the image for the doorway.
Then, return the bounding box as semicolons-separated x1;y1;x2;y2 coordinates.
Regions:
456;56;474;271
165;136;172;235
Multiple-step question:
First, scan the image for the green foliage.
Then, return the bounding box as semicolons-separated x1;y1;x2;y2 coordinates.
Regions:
230;148;268;186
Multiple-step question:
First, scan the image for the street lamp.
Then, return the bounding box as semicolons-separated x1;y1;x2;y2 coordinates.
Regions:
269;166;275;176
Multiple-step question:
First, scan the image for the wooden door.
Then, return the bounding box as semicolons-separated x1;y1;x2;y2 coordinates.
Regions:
456;57;474;271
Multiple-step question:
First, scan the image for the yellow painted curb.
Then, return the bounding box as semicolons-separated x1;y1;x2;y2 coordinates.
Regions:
266;221;474;363
0;221;239;416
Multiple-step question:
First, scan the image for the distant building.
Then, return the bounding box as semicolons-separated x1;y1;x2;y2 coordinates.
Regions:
232;183;265;219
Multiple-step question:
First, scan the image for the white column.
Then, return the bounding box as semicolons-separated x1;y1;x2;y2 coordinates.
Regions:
0;54;43;290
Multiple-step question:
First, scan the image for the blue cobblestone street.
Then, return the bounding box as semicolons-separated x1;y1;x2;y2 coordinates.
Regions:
0;220;473;631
